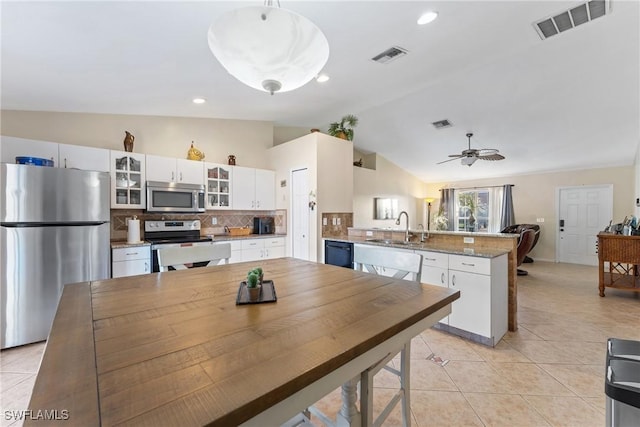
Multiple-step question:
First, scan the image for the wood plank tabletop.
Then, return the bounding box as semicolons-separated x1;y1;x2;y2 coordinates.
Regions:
27;258;459;426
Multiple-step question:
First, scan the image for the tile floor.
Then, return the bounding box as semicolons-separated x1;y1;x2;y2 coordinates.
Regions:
1;261;639;426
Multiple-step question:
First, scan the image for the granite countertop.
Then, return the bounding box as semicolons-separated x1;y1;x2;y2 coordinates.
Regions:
348;227;519;239
111;234;286;249
209;233;287;242
111;241;152;249
324;235;510;258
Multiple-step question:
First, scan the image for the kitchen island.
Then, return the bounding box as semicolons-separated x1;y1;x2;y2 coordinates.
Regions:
330;227;518;332
27;257;458;426
325;234;510;346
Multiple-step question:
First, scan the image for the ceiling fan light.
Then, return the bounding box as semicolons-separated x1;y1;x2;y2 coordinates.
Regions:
461;156;477;166
207;5;330;94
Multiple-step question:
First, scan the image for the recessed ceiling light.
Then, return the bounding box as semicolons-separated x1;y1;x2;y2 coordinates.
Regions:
316;74;330;83
417;11;438;25
192;97;206;104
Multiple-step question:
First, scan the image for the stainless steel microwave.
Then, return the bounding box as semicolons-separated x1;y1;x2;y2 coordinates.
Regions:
146;181;205;213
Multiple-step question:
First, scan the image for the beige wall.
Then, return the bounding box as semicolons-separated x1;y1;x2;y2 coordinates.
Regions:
1;110;273;168
317;134;353;213
427;165;635;262
353;154;428;230
273;126;310;146
268;132;353;262
268;134;319;260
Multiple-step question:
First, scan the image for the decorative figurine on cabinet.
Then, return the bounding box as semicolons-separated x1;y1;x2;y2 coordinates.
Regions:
187;141;205;160
123;131;135;152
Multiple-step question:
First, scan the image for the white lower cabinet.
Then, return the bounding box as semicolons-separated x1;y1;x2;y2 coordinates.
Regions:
228;241;243;264
418;250;450;323
263;237;285;259
448;270;492;337
112;246;151;278
241;237;285;262
417;250;507;346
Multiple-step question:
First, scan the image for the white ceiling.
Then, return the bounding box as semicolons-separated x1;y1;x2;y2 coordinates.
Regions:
2;1;638;182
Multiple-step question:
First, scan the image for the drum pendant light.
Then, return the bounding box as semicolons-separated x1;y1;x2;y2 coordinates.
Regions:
207;1;329;95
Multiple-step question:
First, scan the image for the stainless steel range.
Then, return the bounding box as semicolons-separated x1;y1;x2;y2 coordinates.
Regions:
145;220;213;272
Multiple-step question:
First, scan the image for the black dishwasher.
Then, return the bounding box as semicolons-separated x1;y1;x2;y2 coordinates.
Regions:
324;240;354;269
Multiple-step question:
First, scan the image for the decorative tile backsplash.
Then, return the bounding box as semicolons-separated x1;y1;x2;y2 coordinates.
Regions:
111;209;287;241
321;212;353;237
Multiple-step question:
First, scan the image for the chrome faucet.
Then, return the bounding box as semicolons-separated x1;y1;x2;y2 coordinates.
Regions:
417;223;426;243
396;211;410;242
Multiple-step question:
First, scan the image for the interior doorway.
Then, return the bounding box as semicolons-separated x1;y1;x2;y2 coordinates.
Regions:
556;185;613;265
291;168;310;261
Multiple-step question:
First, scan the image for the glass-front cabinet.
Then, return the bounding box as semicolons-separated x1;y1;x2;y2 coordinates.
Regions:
204;163;232;209
110;151;146;209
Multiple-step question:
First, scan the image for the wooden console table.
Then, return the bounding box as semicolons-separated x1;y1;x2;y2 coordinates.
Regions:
598;232;640;296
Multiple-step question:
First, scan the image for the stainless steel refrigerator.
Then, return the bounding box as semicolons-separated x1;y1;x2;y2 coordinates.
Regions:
1;163;111;349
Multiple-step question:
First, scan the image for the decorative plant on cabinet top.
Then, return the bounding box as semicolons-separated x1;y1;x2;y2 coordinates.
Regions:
328;114;358;141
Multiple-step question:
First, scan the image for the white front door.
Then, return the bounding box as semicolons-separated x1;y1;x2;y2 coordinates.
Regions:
292;168;310;261
557;185;613;265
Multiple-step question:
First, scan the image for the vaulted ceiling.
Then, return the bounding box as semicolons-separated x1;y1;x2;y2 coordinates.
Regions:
2;1;638;181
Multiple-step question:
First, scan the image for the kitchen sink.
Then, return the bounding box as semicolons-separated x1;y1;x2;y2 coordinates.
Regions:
365;238;417;246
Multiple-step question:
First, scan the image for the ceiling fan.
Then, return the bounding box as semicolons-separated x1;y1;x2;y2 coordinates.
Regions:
437;133;505;166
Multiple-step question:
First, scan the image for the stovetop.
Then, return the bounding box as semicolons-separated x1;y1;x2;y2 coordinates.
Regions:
144;219;206;245
146;236;212;245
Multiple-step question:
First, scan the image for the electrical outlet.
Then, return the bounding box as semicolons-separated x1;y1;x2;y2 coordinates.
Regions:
366;231;373;236
337;218;341;225
212;217;217;225
463;237;474;244
323;217;328;226
332;218;337;226
536;218;545;223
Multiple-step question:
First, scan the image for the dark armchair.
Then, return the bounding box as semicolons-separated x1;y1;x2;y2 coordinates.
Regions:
502;224;541;276
515;229;537;276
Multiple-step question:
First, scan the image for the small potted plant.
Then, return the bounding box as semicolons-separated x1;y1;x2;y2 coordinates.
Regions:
246;272;261;302
328;114;358;141
251;267;263;285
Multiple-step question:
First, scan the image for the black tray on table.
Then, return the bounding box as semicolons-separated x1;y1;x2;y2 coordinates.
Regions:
236;280;277;305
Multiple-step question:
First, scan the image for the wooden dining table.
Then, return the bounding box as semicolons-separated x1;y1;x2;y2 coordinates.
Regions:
27;257;459;426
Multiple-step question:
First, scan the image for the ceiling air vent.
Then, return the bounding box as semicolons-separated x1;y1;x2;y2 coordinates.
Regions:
533;0;610;40
371;46;408;64
432;119;452;129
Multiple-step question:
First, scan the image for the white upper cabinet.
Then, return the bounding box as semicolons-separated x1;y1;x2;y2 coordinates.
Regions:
111;150;146;209
1;136;60;166
232;166;255;210
58;143;110;172
255;169;276;211
145;155;175;182
146;155;204;185
204;163;232;209
177;159;204;185
1;137;109;172
232;166;275;210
